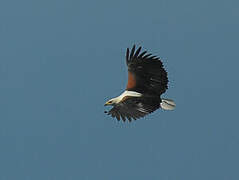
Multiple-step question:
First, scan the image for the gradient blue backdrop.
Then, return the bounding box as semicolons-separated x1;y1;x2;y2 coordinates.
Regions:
1;0;239;179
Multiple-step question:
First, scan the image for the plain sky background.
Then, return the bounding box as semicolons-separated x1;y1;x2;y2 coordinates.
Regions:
0;0;239;179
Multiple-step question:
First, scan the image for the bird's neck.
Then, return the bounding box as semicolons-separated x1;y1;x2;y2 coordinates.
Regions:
115;90;142;103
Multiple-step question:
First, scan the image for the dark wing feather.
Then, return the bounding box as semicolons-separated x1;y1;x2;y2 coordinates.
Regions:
107;96;161;122
129;45;135;59
138;51;147;58
134;46;141;58
126;48;130;65
125;45;168;96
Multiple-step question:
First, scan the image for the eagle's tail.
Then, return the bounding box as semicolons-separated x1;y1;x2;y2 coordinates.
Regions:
160;98;176;110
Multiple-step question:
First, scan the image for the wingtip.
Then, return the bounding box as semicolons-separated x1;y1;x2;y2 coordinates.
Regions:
134;46;142;58
131;44;136;52
126;48;129;62
129;45;136;59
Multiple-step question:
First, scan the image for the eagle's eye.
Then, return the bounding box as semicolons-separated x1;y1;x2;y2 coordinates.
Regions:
108;100;113;104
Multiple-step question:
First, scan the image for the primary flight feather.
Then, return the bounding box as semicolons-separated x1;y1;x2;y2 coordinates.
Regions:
104;45;175;122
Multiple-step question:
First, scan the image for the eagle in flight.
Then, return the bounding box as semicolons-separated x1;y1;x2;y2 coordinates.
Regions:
104;45;175;122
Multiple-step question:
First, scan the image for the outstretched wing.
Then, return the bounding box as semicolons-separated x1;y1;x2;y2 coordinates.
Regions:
107;96;160;122
125;45;168;96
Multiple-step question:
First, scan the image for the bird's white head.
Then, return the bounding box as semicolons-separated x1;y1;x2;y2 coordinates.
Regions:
104;97;120;106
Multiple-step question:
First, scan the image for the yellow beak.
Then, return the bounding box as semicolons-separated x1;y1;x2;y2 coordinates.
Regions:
104;102;110;106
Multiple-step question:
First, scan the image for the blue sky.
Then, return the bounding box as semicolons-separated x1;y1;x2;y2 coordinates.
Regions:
0;0;239;179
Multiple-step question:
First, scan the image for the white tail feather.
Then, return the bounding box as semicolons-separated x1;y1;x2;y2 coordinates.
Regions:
160;98;176;110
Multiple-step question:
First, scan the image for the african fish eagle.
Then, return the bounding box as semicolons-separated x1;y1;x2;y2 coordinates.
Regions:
104;45;175;121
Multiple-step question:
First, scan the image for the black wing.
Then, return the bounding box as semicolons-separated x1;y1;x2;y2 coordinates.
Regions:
107;96;161;122
125;45;168;96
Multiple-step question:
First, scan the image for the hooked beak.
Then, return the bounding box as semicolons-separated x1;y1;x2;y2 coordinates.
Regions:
104;102;110;106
